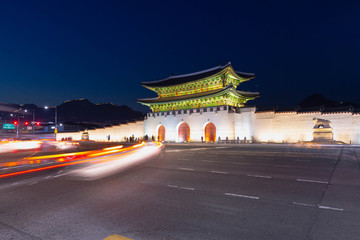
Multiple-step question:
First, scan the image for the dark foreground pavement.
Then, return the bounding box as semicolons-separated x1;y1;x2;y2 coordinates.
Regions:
0;144;360;240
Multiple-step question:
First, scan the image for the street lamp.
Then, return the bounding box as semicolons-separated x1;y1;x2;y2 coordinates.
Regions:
44;106;58;140
14;118;19;139
24;109;35;122
11;115;20;139
24;109;36;134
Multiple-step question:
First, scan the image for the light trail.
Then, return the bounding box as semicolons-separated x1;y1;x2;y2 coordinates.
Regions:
0;140;42;153
70;142;162;180
0;142;163;179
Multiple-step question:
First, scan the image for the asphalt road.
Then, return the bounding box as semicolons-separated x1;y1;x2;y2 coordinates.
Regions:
0;144;360;240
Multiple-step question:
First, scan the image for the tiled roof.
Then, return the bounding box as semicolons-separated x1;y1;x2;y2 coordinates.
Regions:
256;105;359;114
141;63;255;88
353;107;360;114
255;107;276;113
275;107;298;113
138;84;259;104
322;106;353;114
297;106;323;113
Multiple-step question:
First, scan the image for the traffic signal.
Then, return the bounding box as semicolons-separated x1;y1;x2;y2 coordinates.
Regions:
25;121;29;126
13;121;18;125
36;122;40;126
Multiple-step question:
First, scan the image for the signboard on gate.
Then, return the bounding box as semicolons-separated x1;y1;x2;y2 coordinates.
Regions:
3;124;15;130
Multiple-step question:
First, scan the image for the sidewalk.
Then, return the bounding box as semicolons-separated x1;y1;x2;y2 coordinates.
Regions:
163;142;360;148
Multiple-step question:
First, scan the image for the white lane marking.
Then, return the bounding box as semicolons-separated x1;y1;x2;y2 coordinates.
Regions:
201;160;216;163
297;179;328;184
178;168;194;171
166;148;208;153
53;173;69;178
225;192;259;200
1;165;27;170
211;171;228;174
180;187;195;191
215;147;230;149
167;185;194;191
247;174;272;179
189;148;208;151
319;205;344;211
293;202;316;207
177;158;190;161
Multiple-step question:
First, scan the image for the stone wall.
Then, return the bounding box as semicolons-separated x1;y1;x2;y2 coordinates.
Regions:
55;107;360;145
253;111;360;144
56;121;144;142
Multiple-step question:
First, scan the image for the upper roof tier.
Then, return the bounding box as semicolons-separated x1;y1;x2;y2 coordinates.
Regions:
141;62;255;88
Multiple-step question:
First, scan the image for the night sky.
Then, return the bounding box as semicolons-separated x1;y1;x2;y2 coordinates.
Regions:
0;0;359;113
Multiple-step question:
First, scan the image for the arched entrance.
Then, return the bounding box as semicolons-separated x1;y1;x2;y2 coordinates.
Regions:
205;122;216;142
178;122;190;142
158;125;165;142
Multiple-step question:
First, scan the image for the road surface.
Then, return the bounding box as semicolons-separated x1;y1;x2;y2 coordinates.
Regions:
0;144;359;240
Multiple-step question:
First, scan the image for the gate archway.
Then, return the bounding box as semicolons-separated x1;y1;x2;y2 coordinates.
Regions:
178;122;190;142
205;122;216;142
158;125;165;142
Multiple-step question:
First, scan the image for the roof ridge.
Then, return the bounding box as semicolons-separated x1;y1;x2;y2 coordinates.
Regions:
235;71;255;76
142;63;231;85
236;89;260;95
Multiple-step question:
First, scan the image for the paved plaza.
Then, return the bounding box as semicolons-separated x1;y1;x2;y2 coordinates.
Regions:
1;144;360;240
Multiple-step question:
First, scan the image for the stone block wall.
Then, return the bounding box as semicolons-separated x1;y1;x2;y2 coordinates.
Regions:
56;121;144;142
253;111;360;144
55;108;360;145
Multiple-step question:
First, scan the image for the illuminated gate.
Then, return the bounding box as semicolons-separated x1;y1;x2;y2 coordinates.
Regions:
178;122;190;142
205;122;216;142
158;125;165;142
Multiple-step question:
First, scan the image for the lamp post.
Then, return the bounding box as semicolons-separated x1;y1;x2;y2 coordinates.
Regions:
24;109;35;134
16;115;19;139
44;106;58;140
10;113;20;139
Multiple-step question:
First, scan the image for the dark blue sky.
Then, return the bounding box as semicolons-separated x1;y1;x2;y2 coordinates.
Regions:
0;0;359;112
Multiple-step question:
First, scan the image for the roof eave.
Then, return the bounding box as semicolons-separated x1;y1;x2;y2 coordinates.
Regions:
138;85;258;105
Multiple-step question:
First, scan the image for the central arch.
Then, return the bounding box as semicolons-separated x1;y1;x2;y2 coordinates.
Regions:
204;122;216;142
158;125;165;142
178;122;190;142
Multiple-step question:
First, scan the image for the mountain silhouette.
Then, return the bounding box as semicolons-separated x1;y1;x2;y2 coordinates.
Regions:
19;99;143;123
57;99;143;123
